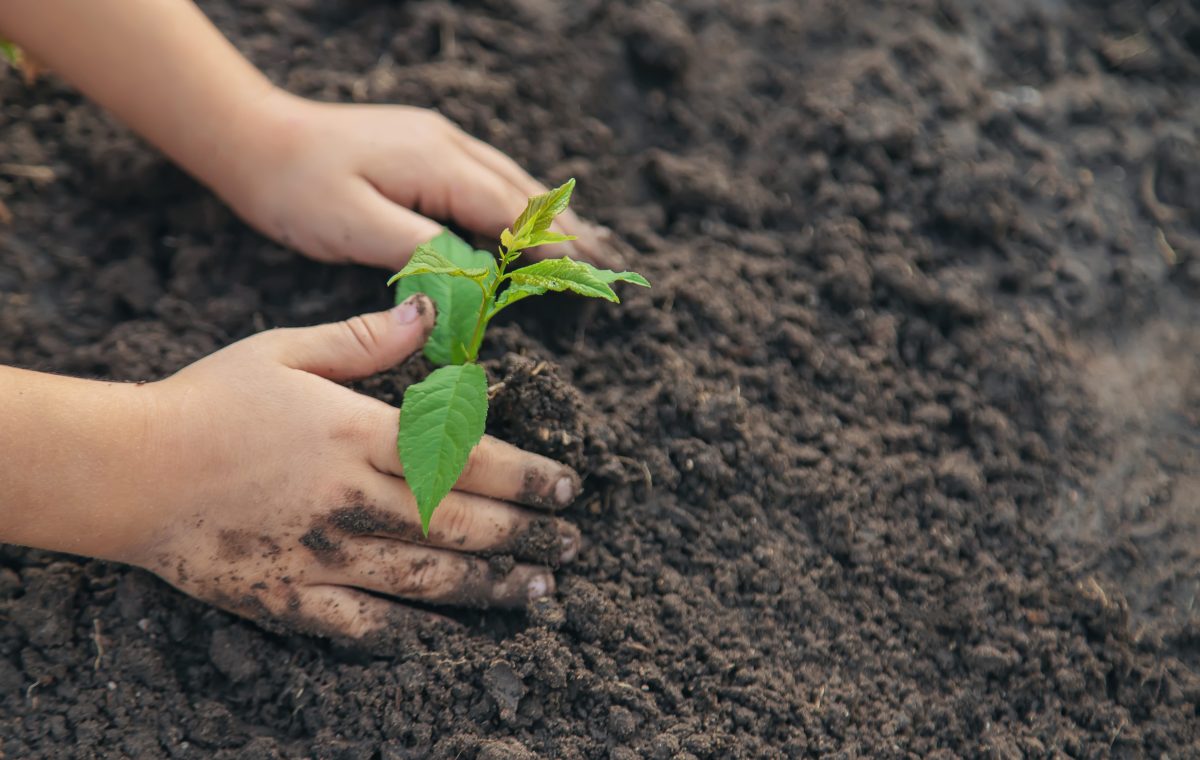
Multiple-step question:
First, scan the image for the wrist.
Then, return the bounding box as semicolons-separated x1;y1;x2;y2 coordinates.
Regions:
201;87;318;222
0;369;164;564
184;82;298;203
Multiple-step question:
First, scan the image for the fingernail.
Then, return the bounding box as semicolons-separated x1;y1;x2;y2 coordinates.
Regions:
392;295;422;324
559;529;579;564
527;573;552;601
554;474;579;507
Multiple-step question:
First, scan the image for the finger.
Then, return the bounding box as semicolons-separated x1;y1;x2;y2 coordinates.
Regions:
336;179;445;269
299;584;457;643
452;131;630;269
315;537;556;609
367;136;621;268
340;470;581;561
428;153;529;240
361;136;523;238
363;402;581;509
457;436;582;509
267;294;435;381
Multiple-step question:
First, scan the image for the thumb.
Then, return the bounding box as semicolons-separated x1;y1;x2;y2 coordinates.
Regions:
273;294;436;380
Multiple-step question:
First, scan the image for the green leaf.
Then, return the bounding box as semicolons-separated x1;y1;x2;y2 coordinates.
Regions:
591;269;651;289
493;257;651;311
398;363;489;535
387;241;490;285
508;178;576;245
491;282;547;312
522;230;578;249
394;230;497;365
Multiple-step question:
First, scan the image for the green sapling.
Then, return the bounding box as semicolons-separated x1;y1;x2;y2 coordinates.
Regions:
389;179;649;533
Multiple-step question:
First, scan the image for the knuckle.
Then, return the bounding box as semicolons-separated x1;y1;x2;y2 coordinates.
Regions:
458;445;490;484
333;597;379;638
399;557;451;598
303;226;343;265
341;316;383;360
310;590;377;639
341;607;382;639
330;405;375;443
439;501;477;542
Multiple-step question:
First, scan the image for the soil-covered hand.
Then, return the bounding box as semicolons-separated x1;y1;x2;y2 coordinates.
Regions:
220;93;627;272
113;295;582;640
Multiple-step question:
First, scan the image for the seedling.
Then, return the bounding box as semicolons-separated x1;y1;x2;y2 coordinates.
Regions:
388;179;649;533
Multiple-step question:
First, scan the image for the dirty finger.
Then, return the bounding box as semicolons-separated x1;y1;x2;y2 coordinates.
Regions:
299;584;458;644
310;537;556;609
316;474;580;564
365;406;582;511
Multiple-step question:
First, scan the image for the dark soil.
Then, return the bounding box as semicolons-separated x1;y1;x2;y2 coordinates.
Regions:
2;0;1199;757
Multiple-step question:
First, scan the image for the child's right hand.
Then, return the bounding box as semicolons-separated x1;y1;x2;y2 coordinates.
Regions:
101;294;582;640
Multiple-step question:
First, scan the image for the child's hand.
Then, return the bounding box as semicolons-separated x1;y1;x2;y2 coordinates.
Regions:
0;1;628;272
220;93;627;272
112;295;581;640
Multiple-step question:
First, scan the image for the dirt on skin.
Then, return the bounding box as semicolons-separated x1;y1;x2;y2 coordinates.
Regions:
2;0;1200;757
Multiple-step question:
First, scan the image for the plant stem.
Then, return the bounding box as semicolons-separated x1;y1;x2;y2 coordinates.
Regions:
464;244;518;362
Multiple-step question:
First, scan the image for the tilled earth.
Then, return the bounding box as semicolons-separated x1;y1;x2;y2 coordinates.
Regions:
2;0;1199;757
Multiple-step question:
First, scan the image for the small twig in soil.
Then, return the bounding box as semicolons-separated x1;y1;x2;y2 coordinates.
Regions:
25;675;50;706
1102;32;1152;69
91;618;106;671
1155;228;1178;266
0;163;55;184
1084;576;1110;608
1140;163;1180;224
615;455;653;492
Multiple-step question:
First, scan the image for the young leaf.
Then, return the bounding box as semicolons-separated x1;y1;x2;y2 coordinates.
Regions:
387;241;491;285
507;178;576;245
398;363;489;535
494;257;650;310
394;230;497;365
522;230;578;250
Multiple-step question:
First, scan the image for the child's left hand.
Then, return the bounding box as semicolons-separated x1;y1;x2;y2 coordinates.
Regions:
217;92;627;272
